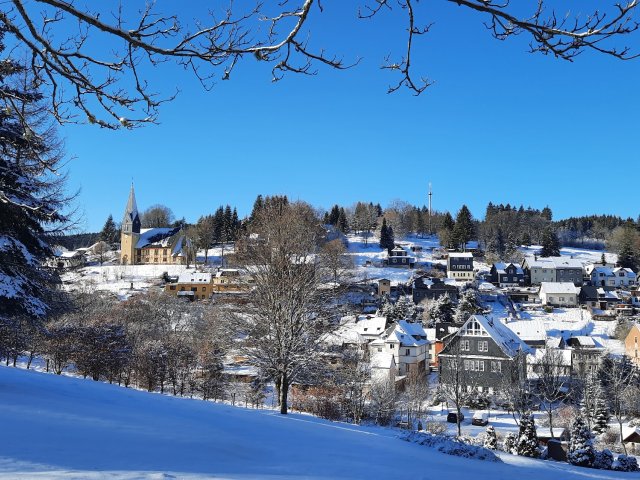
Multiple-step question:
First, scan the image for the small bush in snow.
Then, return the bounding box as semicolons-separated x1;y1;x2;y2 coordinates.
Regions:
503;432;517;454
403;432;501;463
484;426;498;450
613;455;639;472
592;449;614;470
424;420;447;436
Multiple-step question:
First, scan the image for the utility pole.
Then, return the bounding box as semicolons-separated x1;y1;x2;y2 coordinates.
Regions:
428;182;433;236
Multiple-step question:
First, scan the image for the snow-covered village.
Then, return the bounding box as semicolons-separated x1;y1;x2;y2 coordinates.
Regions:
2;2;640;479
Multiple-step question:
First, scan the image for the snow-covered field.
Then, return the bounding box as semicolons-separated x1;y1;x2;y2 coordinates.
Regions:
519;245;617;266
0;365;630;479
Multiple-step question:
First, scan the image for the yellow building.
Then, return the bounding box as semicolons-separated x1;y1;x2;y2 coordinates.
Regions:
120;185;189;265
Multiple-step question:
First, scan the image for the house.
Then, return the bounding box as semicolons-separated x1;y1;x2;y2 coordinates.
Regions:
566;336;604;377
378;278;391;296
631;288;640;308
539;282;578;307
385;246;416;268
587;265;637;288
120;185;189;265
489;262;525;288
368;321;430;376
411;277;459;304
370;352;398;386
526;348;573;383
438;315;532;394
212;268;252;292
522;255;584;286
165;272;214;300
49;249;86;270
447;252;474;281
579;286;620;310
625;324;640;367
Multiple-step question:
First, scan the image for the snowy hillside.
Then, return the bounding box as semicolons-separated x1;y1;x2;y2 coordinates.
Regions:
0;366;630;479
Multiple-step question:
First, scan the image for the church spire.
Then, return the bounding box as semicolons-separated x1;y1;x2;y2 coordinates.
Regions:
122;183;141;234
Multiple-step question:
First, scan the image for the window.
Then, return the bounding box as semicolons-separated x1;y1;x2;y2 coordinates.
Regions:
405;349;411;356
377;347;382;352
491;361;501;373
389;344;394;349
478;341;488;352
460;340;470;351
464;360;484;371
202;287;206;292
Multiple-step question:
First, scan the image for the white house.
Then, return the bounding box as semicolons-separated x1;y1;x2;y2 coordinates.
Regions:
369;321;430;376
587;265;637;288
370;352;397;386
539;282;579;307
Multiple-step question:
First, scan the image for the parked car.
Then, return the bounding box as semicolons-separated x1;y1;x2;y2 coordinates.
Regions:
472;411;489;426
447;412;464;423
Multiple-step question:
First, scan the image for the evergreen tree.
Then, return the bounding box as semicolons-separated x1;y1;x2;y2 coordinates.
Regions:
337;208;348;233
567;415;595;467
520;231;531;246
379;217;393;252
516;413;539;458
0;45;69;324
601;252;607;265
484;425;498;450
453;205;475;250
426;295;455;326
249;194;264;223
540;226;560;257
100;214;118;245
593;396;610;436
453;289;481;324
438;212;455;249
541;206;553;221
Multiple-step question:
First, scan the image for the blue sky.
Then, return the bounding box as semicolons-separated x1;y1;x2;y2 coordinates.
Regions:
56;2;640;231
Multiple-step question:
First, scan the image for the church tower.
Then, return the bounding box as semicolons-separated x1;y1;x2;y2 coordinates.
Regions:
120;184;141;265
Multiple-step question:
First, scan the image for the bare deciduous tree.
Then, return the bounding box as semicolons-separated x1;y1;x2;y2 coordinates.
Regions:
599;355;637;454
531;348;570;437
236;201;333;414
0;2;637;127
140;204;175;228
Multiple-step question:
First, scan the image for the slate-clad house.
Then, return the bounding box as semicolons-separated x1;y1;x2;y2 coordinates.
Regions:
385;246;416;268
412;277;459;304
438;315;532;394
522;255;584;286
490;262;525;287
447;252;474;281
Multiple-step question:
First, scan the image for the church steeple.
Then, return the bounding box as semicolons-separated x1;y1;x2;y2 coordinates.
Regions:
122;183;141;234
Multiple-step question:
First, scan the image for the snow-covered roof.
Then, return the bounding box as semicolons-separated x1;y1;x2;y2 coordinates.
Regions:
354;316;387;336
397;320;427;339
524;255;584;270
384;323;428;347
370;353;395;369
448;252;473;258
504;320;546;343
540;282;578;295
177;272;211;284
215;268;240;277
536;428;567;439
493;262;524;275
136;228;179;249
568;336;596;347
468;315;532;357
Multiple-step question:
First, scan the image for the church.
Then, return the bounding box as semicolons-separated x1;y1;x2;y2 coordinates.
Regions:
120;185;189;265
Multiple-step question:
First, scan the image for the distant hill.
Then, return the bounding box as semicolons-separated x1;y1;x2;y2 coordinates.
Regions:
48;232;101;251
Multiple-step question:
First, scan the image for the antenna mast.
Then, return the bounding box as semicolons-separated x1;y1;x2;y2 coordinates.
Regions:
428;182;433;236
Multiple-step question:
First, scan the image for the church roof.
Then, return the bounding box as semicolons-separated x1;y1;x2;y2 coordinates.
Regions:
123;185;139;221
